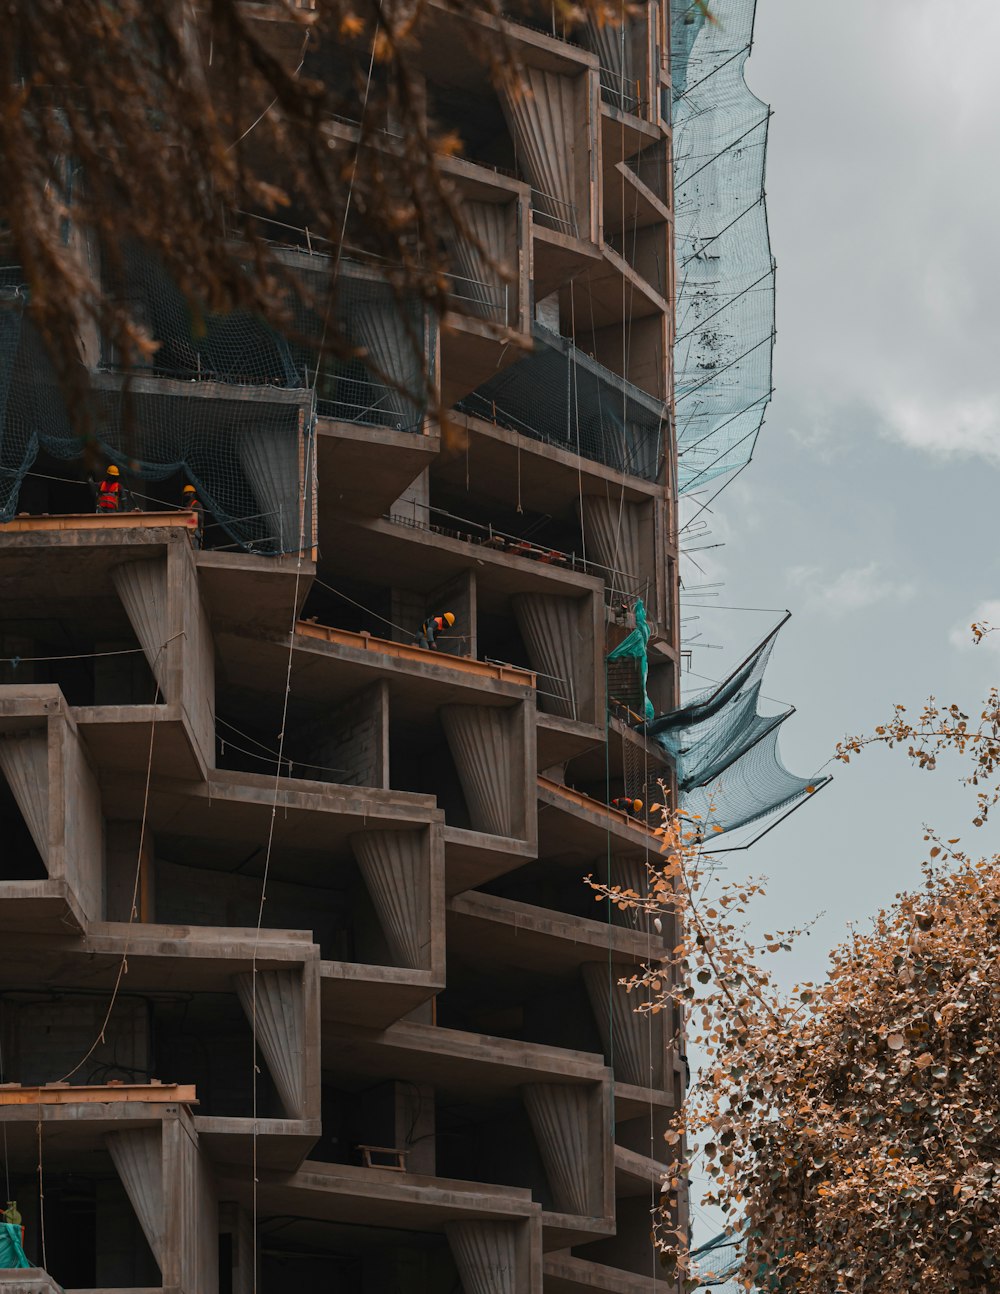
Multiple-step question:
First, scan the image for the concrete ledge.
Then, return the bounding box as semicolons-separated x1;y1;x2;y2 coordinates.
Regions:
543;1252;665;1293
446;891;659;976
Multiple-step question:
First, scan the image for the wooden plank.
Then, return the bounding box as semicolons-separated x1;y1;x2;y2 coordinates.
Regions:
295;621;537;687
0;511;197;534
0;1082;197;1106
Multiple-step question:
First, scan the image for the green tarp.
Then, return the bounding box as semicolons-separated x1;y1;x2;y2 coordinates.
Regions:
0;1221;31;1268
606;598;654;722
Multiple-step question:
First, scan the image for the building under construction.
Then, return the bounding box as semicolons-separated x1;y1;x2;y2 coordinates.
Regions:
0;0;793;1290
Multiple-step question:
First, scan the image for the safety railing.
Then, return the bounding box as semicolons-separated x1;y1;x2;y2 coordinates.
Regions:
447;273;511;326
308;370;426;432
532;189;579;237
384;503;644;590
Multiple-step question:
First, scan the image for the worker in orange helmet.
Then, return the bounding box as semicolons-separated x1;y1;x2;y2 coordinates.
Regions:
181;483;204;549
417;611;456;651
611;796;644;818
95;464;122;513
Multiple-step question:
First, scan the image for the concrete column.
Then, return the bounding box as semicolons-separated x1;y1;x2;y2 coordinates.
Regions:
512;593;586;720
607;855;651;930
577;497;648;597
582;961;664;1088
500;68;578;232
235;969;305;1119
352;829;430;970
522;1083;595;1216
440;704;522;837
352;294;423;429
106;1126;165;1274
445;1220;520;1294
239;427;303;554
0;731;49;863
448;201;514;322
112;558;169;696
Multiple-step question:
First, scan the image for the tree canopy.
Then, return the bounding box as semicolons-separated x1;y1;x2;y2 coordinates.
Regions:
597;631;1000;1292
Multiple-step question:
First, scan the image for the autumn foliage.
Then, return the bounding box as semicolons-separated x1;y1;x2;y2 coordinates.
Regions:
594;641;1000;1292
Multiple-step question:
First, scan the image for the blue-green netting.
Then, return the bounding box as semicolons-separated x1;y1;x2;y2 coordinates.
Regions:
646;620;830;836
672;0;774;494
0;248;433;550
458;325;666;484
648;623;786;792
0;280;314;554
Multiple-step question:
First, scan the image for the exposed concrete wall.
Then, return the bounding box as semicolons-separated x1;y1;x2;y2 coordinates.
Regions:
297;680;389;788
4;995;150;1085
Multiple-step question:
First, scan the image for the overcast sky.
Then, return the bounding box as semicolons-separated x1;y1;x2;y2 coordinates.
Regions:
681;0;1000;1242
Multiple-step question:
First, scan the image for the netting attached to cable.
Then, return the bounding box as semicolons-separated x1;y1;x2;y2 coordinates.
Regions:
105;244;431;432
682;726;829;837
458;324;666;482
672;0;775;494
647;618;830;835
0;275;315;553
647;619;787;792
0;246;434;549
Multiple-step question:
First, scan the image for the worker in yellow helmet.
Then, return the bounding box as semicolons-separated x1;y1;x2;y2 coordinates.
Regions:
611;796;644;819
95;463;122;513
181;482;204;548
417;610;456;651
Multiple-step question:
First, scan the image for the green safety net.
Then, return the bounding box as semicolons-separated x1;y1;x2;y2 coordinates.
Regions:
671;0;775;494
645;620;830;836
648;621;788;792
0;246;432;548
0;1222;31;1269
606;598;654;722
458;325;666;484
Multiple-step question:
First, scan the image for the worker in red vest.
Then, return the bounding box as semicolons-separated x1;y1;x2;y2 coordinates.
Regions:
95;464;122;512
611;796;644;818
417;611;456;651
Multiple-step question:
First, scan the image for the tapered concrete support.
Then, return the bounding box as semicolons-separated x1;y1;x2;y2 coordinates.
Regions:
512;593;585;720
239;426;304;554
449;201;513;322
441;704;523;837
577;497;646;595
501;68;579;232
582;961;664;1089
353;296;423;428
112;558;169;695
352;829;430;970
0;732;49;862
446;1220;521;1294
235;969;306;1119
584;17;633;104
523;1083;595;1216
607;855;652;930
107;1127;165;1271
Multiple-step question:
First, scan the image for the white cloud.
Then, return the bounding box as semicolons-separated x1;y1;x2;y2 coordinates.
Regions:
788;562;915;618
881;397;1000;463
949;600;1000;653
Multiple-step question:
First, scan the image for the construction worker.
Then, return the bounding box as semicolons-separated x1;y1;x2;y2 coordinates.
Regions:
181;483;204;548
95;464;122;513
417;611;456;651
611;796;644;818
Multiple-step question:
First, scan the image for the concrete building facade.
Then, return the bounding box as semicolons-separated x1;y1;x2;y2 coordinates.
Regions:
0;1;682;1289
